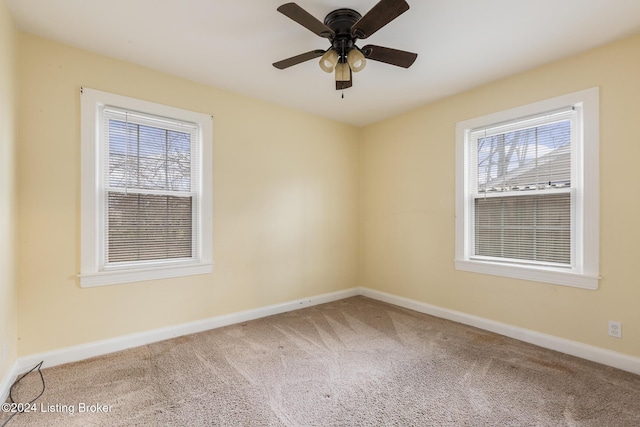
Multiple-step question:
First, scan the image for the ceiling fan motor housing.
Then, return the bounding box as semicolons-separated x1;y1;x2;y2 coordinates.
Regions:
324;8;362;54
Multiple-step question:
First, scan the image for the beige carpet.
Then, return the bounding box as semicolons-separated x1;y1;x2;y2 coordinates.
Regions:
2;296;640;426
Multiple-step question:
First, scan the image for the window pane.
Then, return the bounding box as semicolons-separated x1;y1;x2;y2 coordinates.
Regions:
107;193;193;263
474;193;571;265
477;121;571;193
108;120;191;192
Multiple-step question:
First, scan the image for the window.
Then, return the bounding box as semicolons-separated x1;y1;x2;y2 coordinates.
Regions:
80;88;212;287
455;88;599;289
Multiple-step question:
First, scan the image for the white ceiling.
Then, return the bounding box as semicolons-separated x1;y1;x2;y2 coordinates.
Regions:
6;0;640;126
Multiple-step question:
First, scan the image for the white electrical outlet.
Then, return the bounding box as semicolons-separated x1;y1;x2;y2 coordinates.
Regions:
608;321;622;338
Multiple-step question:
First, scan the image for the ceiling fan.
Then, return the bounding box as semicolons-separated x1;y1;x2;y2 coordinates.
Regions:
273;0;418;91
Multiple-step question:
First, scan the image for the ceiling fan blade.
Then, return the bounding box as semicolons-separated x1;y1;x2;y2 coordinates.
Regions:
273;49;326;70
361;44;417;68
351;0;409;39
277;3;335;39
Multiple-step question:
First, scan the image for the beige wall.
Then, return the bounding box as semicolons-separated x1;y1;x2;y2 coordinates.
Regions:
12;23;640;361
0;1;18;378
16;34;360;355
360;33;640;357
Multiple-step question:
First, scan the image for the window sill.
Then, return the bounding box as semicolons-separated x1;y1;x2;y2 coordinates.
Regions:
455;259;599;290
79;262;213;288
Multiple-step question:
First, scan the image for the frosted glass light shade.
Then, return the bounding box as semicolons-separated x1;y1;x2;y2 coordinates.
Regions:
347;49;367;72
319;50;339;73
335;63;350;82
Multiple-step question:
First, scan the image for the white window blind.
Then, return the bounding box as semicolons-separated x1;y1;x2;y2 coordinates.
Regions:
469;109;574;267
474;193;571;265
103;107;199;267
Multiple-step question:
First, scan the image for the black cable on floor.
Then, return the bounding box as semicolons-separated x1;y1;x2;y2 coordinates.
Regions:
1;361;45;427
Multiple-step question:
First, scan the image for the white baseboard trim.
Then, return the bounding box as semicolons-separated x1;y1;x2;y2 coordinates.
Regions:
0;360;20;405
359;287;640;375
4;284;639;404
14;288;359;376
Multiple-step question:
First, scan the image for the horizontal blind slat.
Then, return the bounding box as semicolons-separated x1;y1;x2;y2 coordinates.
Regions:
474;193;571;265
107;191;194;263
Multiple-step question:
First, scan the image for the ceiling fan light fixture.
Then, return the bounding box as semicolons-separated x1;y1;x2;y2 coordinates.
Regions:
274;1;418;91
335;62;350;82
347;49;367;72
319;49;339;73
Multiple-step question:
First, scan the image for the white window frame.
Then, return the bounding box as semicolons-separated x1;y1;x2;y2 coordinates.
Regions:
80;88;213;287
455;87;599;289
